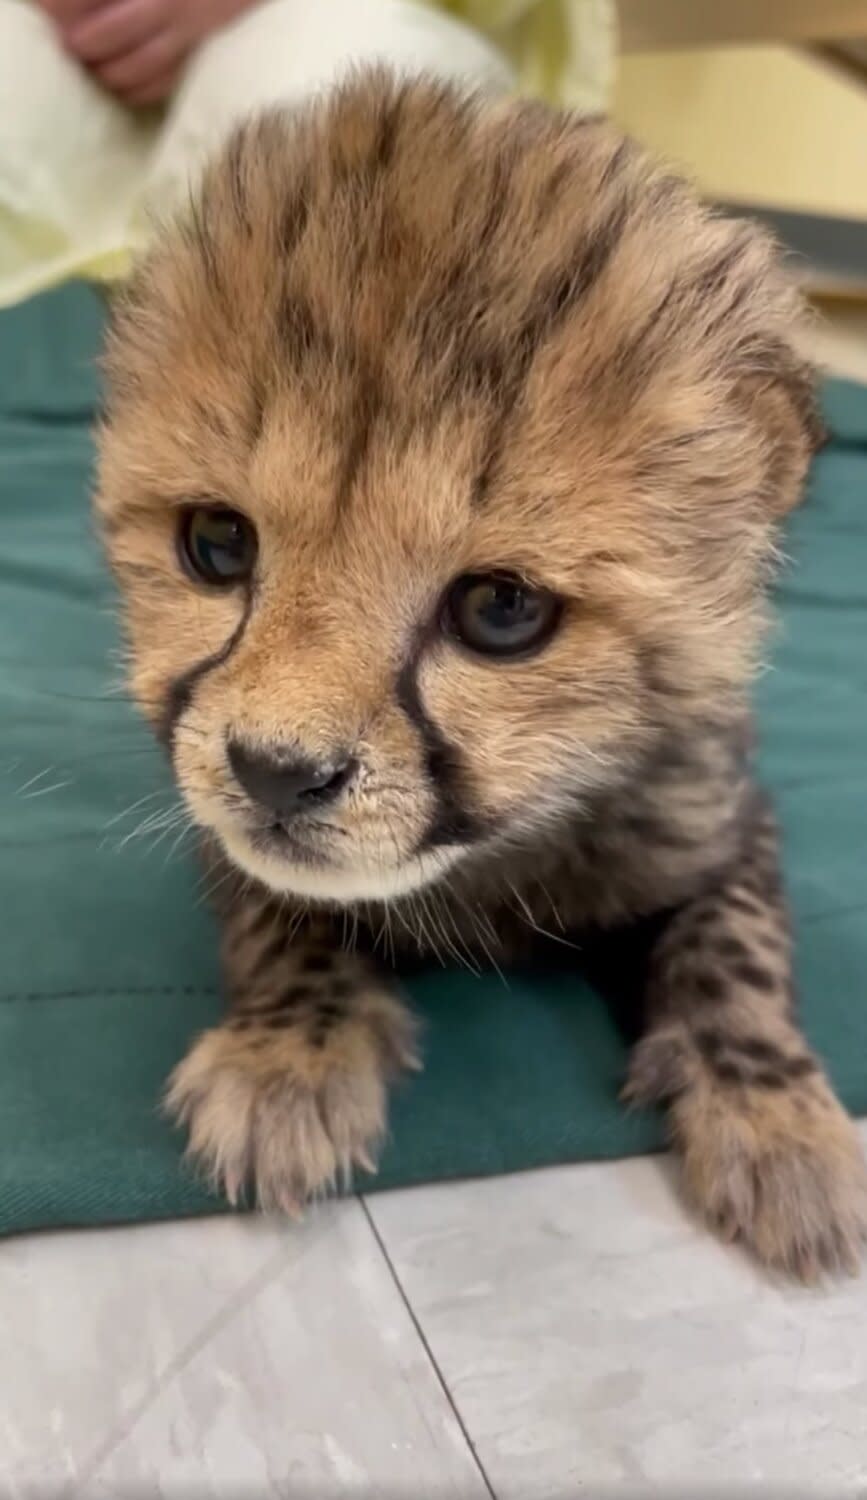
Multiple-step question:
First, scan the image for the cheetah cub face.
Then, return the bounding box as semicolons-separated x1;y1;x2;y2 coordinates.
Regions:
96;74;816;909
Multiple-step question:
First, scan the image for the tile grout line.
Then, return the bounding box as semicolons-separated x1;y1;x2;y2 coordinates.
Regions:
63;1227;322;1495
358;1194;498;1500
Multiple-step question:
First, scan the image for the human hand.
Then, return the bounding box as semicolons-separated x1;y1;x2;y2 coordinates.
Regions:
36;0;259;106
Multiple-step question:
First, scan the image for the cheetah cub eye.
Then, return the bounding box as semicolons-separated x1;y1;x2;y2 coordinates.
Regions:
444;574;561;658
178;506;258;587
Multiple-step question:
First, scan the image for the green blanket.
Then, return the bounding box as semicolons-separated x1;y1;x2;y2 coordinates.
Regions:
1;286;866;1236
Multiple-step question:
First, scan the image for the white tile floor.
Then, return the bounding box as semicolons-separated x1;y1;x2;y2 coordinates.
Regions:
4;1141;867;1496
3;305;866;1499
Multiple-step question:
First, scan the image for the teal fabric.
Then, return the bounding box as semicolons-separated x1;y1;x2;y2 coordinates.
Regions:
1;285;865;1236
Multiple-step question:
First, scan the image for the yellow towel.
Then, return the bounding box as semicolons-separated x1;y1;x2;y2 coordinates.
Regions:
431;0;615;111
0;0;613;306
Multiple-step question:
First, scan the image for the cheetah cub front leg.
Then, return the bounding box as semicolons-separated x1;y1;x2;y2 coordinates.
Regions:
626;803;867;1280
166;895;419;1210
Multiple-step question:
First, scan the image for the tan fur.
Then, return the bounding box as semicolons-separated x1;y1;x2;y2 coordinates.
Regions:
167;979;418;1209
94;73;864;1278
629;1042;867;1280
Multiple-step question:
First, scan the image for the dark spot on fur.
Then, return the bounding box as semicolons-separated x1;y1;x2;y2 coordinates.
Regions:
713;1058;751;1085
475;140;521;257
747;1057;816;1088
471;196;631;506
281;982;316;1005
280;176;311;259
613;279;680;393
534;202;627;335
302;952;334;973
697;1026;816;1090
246;901;281;938
733;960;777;993
714;934;752;963
460;338;509;403
751;1067;788;1089
187;194;222;295
226;128;251;234
598;137;632;192
260;1010;302;1030
676;927;709;954
687;904;722;931
309;999;346;1047
332;348;388;512
240;984;315;1024
625;811;686;845
535;157;575;226
692;233;753;304
253;932;288;974
692;970;726;1003
783;1054;818;1080
280;292;319;365
732;1035;787;1066
739;866;781;901
372;88;404;174
696;1027;725;1060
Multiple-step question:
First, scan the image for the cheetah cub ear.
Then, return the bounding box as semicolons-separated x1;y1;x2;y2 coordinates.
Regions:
720;236;823;518
740;352;824;519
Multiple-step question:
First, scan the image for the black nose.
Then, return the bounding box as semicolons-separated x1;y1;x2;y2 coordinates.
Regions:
227;739;355;820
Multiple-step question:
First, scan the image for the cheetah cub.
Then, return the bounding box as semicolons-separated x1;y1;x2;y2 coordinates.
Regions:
96;73;867;1279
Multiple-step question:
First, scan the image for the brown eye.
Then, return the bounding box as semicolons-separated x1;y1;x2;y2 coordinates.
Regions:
445;572;561;658
179;506;257;586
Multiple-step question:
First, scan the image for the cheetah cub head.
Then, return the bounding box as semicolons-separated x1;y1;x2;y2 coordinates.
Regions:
96;73;818;905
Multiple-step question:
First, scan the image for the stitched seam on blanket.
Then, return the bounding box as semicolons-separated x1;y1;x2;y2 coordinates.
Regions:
0;986;220;1005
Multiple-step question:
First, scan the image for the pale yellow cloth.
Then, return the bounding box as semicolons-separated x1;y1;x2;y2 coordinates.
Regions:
430;0;615;111
0;0;613;306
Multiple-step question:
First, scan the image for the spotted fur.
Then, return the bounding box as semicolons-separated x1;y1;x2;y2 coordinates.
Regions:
95;72;865;1277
